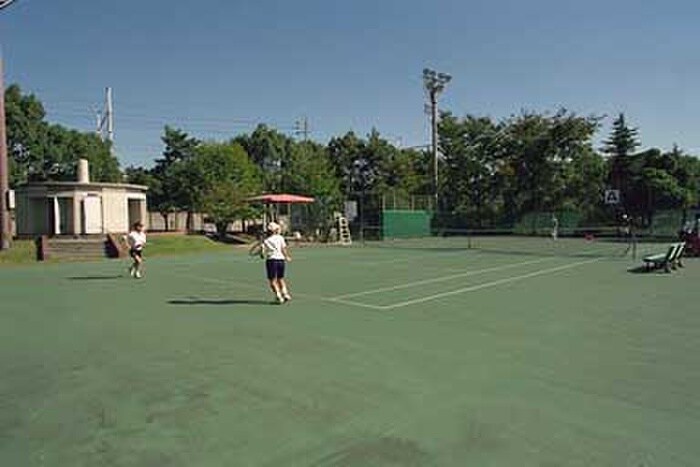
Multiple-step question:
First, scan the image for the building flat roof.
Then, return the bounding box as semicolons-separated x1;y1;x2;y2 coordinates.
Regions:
17;181;148;191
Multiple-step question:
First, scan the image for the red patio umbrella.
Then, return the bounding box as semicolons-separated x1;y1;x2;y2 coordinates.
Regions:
248;193;315;204
248;194;315;230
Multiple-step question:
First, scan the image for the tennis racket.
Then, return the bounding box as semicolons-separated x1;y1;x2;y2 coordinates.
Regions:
0;1;17;11
248;241;264;260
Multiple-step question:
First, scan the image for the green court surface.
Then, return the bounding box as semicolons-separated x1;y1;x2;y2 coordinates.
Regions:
1;239;700;466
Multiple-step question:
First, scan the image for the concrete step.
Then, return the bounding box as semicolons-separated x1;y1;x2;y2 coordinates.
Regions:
42;237;113;260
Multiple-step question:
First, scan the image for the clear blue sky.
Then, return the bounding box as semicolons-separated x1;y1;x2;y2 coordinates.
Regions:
1;0;698;167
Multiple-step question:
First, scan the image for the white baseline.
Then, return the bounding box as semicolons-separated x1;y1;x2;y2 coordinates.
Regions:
378;257;603;310
332;257;553;300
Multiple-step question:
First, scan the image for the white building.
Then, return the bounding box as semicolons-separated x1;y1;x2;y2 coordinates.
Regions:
15;159;148;237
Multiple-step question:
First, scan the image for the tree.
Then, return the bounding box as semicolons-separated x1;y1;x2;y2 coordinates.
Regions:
326;129;422;198
151;126;200;230
195;142;261;238
327;131;366;196
602;113;640;159
46;126;120;182
285;141;342;236
368;131;422;197
124;166;156;187
5;84;120;185
326;129;426;230
439;113;504;227
624;147;698;223
234;124;293;192
436;109;603;228
602;113;640;208
667;145;700;210
561;147;607;221
5;84;46;185
504;110;600;219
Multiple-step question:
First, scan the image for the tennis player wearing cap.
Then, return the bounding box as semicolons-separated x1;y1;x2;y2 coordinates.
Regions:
262;222;292;304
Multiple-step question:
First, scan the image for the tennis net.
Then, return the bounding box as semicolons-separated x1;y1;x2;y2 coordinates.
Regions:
359;226;638;259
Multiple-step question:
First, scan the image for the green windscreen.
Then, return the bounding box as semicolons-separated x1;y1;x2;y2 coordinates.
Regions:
382;210;431;239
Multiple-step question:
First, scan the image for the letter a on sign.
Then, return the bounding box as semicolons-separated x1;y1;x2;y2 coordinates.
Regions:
605;189;620;205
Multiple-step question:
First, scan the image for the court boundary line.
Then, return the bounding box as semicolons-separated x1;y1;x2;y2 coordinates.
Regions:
378;257;603;310
332;257;554;300
162;253;605;312
163;270;386;311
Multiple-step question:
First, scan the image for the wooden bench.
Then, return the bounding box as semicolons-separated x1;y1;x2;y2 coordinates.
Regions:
642;242;685;272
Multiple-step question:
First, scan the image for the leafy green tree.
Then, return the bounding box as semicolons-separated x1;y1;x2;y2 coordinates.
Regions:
5;84;46;184
286;141;339;198
327;131;366;196
503;110;600;219
194;142;262;238
624;147;698;223
367;131;422;197
45;126;120;182
437;109;602;228
285;141;342;236
561;147;607;222
234;124;293;192
327;129;423;199
439;113;504;227
124;166;156;187
200;182;255;238
5;84;120;184
667;145;700;209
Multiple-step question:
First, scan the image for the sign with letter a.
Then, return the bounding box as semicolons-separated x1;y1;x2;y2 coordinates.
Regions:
604;189;620;205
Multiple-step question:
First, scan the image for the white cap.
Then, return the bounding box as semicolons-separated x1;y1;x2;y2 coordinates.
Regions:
267;222;281;233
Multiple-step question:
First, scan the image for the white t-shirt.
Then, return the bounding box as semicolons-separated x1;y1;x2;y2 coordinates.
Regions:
127;231;147;250
263;234;287;260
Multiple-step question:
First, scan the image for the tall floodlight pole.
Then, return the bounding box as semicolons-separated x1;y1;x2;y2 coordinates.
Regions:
0;58;10;250
422;68;451;210
0;0;18;250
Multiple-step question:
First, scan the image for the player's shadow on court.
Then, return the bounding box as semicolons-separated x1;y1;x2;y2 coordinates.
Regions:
168;298;273;306
626;265;671;274
68;275;123;281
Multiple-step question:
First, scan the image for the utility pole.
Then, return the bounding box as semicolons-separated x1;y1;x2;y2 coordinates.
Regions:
106;86;114;145
94;107;102;137
294;116;309;141
96;87;114;152
1;0;20;250
0;58;10;250
422;68;451;211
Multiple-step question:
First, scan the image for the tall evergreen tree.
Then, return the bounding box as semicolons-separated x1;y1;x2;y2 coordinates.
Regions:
602;113;640;205
150;126;201;230
602;113;640;158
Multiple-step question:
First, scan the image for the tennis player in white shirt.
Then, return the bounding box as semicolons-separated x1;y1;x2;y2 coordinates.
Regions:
261;222;292;304
126;222;147;278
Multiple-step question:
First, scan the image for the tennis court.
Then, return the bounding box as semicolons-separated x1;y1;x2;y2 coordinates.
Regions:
1;237;699;466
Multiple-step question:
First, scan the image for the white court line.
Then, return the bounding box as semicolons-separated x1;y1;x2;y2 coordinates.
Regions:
332;257;553;300
378;257;602;310
162;270;384;311
315;297;387;310
356;250;461;267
